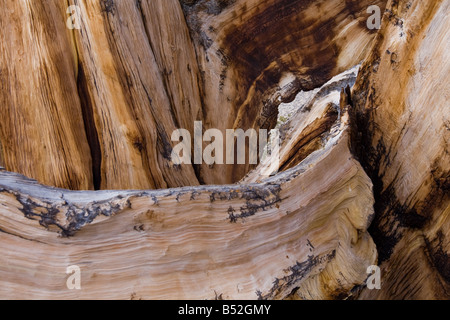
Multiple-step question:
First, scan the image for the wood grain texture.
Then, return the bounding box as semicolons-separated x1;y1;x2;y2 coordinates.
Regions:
0;110;376;299
183;0;387;184
0;0;93;190
0;0;385;190
352;0;450;300
71;0;202;190
0;0;448;300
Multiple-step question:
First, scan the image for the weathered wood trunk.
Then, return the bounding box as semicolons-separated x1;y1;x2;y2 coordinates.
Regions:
0;0;448;300
352;0;450;299
0;111;377;299
0;0;385;189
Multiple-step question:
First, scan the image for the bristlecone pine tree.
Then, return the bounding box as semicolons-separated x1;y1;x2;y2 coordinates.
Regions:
0;0;448;300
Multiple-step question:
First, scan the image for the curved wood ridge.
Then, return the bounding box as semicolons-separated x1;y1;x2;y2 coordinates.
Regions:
0;109;376;299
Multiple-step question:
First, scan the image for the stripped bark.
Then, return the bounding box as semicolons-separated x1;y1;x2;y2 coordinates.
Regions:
0;109;376;299
0;0;448;300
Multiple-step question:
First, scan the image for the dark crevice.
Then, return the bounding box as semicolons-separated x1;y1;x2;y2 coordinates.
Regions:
348;70;445;266
351;108;428;264
77;64;102;190
349;83;400;263
424;231;450;284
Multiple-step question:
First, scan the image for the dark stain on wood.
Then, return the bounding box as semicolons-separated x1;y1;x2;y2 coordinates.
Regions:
10;191;131;237
258;250;336;300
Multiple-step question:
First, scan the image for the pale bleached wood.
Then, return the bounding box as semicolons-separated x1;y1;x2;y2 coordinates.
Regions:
0;111;376;300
